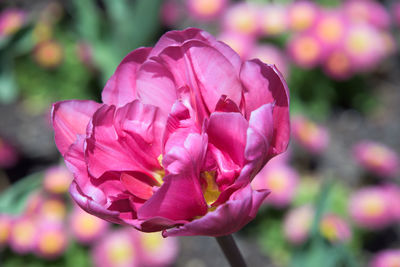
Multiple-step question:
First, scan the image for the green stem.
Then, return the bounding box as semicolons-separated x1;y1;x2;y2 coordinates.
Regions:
215;235;247;267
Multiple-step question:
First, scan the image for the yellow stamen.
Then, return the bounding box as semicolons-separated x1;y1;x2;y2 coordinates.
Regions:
202;171;221;206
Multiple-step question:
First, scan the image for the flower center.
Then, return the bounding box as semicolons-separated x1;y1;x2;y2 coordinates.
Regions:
201;171;221;206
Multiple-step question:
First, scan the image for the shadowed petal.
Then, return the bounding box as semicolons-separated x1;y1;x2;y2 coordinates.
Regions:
240;59;290;156
163;185;270;237
102;47;152;107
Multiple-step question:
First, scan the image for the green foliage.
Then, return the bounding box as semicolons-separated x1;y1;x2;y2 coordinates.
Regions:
15;32;95;113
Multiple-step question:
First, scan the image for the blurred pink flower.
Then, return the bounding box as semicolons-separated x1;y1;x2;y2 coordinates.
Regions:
0;9;26;38
343;0;390;30
292;116;329;155
0;137;18;168
288;32;323;68
287;0;320;32
352;141;399;178
223;3;260;36
69;205;109;244
34;40;64;68
160;0;182;27
252;162;298;208
258;4;288;36
322;49;353;80
313;10;347;48
349;186;393;229
217;31;255;59
92;228;138;267
52;28;290;237
248;44;290;79
343;24;384;72
186;0;228;21
38;197;67;222
43;165;73;194
0;214;12;247
319;213;351;243
34;220;68;259
9;216;37;254
284;205;314;245
136;232;179;267
370;249;400;267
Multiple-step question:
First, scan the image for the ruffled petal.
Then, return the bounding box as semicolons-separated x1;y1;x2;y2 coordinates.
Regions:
102;47;152;107
137;133;208;221
240;59;290;156
163;185;270;237
156;40;243;115
52;100;101;155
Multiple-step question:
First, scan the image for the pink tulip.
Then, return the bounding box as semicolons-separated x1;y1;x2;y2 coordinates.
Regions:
370;249;400;267
319;214;351;243
284;205;314;245
251;162;298;208
69;204;109;244
52;28;290;237
352;141;399;178
349;186;393;229
43;165;73;194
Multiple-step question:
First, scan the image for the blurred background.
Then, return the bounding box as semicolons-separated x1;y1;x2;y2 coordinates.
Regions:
0;0;400;266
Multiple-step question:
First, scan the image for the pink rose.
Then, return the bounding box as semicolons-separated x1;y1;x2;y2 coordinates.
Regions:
52;28;290;237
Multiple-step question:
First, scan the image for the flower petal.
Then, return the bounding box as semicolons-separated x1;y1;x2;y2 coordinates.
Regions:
52;100;101;155
240;59;290;156
163;185;270;237
102;47;151;107
156;40;243;115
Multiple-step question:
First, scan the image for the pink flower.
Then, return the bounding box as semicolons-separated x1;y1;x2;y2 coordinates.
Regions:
186;0;228;21
322;49;353;80
258;4;288;36
370;249;400;267
319;213;351;243
34;40;64;68
352;141;399;178
393;3;400;28
248;44;290;79
343;0;390;30
223;3;260;37
349;186;393;229
287;32;323;69
9;216;37;254
136;232;179;267
284;205;314;245
91;228;139;267
287;1;320;32
0;214;12;247
34;220;68;259
43;165;73;194
0;9;26;38
52;28;290;237
292;115;329;155
217;31;255;59
251;162;298;208
160;0;182;27
69;204;110;244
